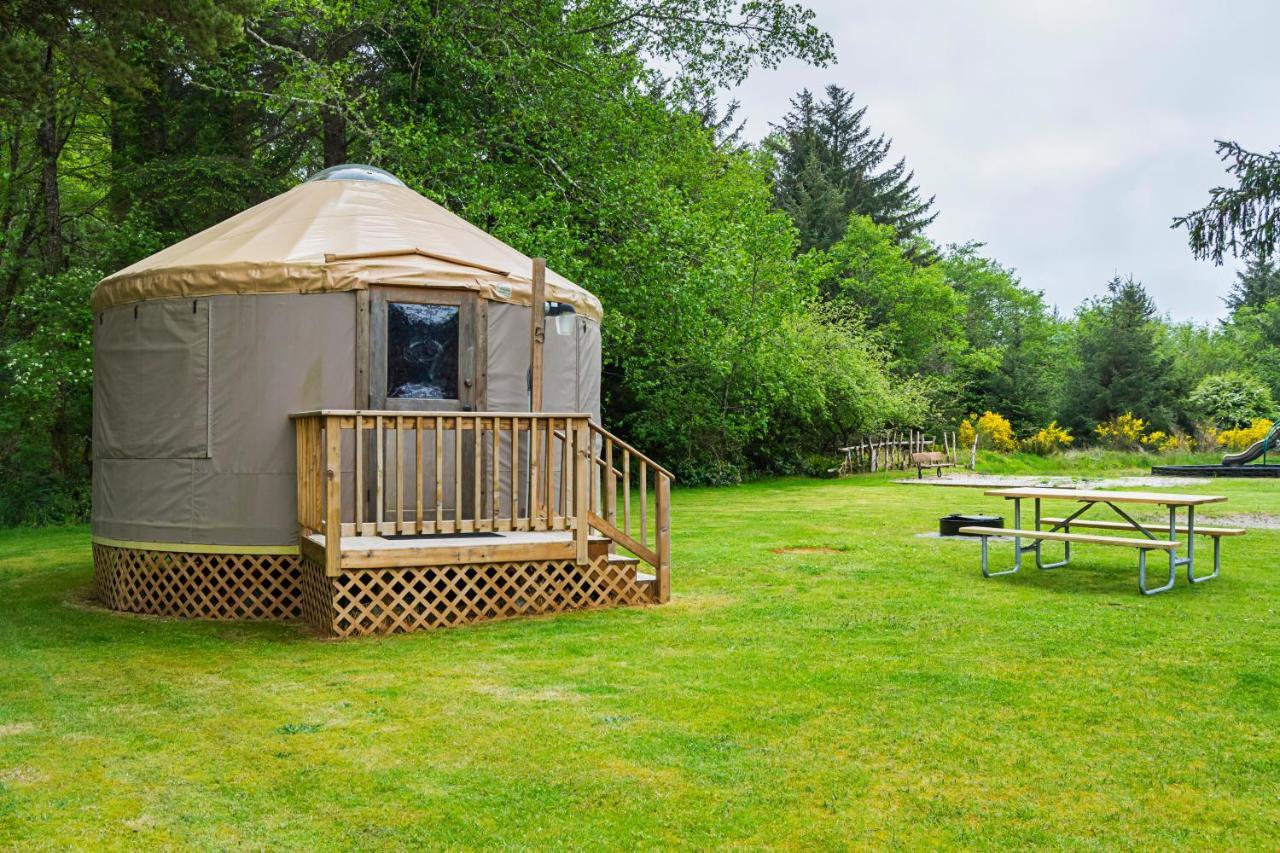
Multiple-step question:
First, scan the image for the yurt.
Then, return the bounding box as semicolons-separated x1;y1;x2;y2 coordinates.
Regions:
91;165;671;636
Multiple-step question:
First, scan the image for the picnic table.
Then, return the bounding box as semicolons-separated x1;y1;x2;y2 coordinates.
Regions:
958;487;1244;595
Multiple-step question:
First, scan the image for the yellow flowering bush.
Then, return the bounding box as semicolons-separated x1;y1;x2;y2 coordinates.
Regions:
1021;421;1074;455
958;411;1018;453
1140;430;1182;453
1217;418;1274;452
1094;412;1148;450
1095;412;1185;453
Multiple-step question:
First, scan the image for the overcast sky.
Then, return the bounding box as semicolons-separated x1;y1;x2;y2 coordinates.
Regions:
727;0;1280;322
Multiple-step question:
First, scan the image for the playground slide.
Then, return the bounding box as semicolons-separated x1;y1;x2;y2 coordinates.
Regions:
1222;420;1280;466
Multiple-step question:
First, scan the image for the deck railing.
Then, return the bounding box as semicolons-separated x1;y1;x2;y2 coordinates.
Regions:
292;410;671;600
587;422;673;602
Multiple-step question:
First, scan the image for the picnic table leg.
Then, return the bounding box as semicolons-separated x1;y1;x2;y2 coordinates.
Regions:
1186;506;1220;584
1138;507;1178;595
1034;497;1072;570
980;497;1025;578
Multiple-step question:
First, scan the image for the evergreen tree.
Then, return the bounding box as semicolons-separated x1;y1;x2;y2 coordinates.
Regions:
1062;276;1176;433
768;85;936;251
1175;140;1280;263
1224;255;1280;314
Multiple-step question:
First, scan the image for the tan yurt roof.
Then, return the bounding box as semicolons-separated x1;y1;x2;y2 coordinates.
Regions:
91;167;602;320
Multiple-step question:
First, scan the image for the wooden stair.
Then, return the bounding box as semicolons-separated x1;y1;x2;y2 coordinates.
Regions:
605;552;657;601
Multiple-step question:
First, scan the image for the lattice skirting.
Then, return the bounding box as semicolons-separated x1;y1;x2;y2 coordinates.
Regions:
93;544;303;621
300;554;656;638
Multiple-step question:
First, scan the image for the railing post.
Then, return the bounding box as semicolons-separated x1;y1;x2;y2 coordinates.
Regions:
324;415;342;577
605;439;617;525
574;419;590;565
655;474;671;603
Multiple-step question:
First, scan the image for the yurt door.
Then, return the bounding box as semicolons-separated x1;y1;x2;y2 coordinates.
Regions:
366;287;481;521
368;288;478;412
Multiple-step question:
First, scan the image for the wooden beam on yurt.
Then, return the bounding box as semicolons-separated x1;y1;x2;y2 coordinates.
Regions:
530;257;546;412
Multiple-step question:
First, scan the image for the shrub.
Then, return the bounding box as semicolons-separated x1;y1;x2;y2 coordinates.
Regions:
958;411;1018;453
1188;372;1275;429
1094;412;1149;451
1140;430;1182;453
1092;412;1186;453
1021;421;1074;455
1217;418;1275;452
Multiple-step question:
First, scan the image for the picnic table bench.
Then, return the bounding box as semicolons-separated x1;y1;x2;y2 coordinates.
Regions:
910;451;955;478
957;487;1242;595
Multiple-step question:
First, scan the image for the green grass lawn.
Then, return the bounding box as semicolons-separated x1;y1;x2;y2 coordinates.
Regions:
2;465;1278;848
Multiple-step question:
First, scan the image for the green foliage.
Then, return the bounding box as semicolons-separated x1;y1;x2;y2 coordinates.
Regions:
1225;255;1280;314
1218;301;1280;403
1187;372;1275;429
1175;140;1280;263
941;243;1065;430
768;86;936;251
0;268;97;524
810;215;964;378
971;447;1223;475
1061;275;1176;434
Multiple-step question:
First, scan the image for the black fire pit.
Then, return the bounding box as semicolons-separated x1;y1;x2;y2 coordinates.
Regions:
939;514;1004;537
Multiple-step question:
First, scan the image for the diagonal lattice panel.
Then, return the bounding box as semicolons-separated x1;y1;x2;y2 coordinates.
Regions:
93;544;303;621
298;554;657;638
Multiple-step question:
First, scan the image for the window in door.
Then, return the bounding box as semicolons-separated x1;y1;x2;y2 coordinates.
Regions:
387;302;459;400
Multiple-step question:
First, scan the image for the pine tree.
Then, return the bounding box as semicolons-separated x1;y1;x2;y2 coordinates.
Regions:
1064;276;1177;432
1224;255;1280;314
768;85;936;251
1175;140;1280;263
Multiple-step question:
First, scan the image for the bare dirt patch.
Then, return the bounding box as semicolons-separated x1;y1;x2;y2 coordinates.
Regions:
0;722;34;736
1212;513;1280;530
0;766;48;785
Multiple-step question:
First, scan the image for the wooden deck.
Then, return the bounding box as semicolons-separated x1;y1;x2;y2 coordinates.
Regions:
291;409;672;635
300;530;613;570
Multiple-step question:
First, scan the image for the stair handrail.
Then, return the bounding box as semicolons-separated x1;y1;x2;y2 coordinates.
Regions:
585;421;672;603
588;422;676;482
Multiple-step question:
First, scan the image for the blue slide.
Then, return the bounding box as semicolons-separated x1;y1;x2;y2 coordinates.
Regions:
1222;419;1280;466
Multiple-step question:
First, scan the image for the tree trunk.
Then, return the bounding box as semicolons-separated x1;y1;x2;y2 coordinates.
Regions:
322;107;347;166
36;47;63;275
107;98;129;220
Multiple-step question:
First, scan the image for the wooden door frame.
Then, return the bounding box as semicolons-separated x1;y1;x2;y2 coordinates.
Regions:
363;286;483;412
356;286;487;525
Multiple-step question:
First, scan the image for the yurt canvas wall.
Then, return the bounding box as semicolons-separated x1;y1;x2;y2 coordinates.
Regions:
91;292;600;549
93;293;355;547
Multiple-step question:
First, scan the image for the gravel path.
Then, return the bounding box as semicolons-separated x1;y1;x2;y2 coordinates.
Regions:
894;473;1212;489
